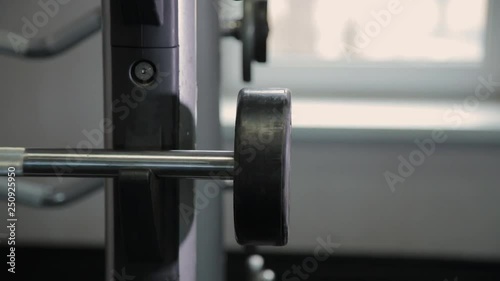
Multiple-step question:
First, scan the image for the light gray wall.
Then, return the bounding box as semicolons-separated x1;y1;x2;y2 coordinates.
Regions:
196;0;224;280
0;0;104;247
1;0;500;267
223;140;500;261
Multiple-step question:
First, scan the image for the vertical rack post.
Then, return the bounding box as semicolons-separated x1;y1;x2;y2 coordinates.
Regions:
102;0;197;280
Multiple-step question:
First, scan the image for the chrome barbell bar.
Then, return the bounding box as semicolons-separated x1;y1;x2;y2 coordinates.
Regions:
0;147;234;179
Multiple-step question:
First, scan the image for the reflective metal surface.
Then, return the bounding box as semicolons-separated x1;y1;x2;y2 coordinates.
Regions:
0;148;234;179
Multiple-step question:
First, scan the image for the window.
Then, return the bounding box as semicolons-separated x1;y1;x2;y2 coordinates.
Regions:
270;0;487;63
220;0;500;134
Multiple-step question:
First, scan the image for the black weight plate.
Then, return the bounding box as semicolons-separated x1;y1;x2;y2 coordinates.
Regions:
242;0;255;82
254;0;268;63
234;88;291;246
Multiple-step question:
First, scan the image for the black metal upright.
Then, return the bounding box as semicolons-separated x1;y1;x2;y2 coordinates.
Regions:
102;1;197;280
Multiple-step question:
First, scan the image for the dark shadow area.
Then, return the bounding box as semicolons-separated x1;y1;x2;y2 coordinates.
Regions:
3;247;500;281
0;246;104;281
227;251;500;281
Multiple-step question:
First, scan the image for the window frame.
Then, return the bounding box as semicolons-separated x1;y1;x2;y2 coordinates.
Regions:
222;0;500;100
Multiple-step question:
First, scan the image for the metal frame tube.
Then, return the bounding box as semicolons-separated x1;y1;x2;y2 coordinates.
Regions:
0;148;233;178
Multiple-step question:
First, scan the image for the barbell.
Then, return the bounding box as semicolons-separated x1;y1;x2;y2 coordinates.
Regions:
0;88;291;246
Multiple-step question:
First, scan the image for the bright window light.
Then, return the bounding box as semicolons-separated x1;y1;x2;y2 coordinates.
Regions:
269;0;487;62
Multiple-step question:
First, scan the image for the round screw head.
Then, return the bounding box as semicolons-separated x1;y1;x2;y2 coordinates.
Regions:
132;61;156;84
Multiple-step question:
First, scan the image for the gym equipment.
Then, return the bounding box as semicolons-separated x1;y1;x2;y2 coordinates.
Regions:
1;0;268;82
0;88;291;246
234;88;290;246
0;1;287;280
222;0;269;82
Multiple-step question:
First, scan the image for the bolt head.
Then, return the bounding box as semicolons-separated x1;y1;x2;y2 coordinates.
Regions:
132;61;156;84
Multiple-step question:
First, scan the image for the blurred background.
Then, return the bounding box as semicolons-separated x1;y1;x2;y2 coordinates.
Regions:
1;0;500;280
